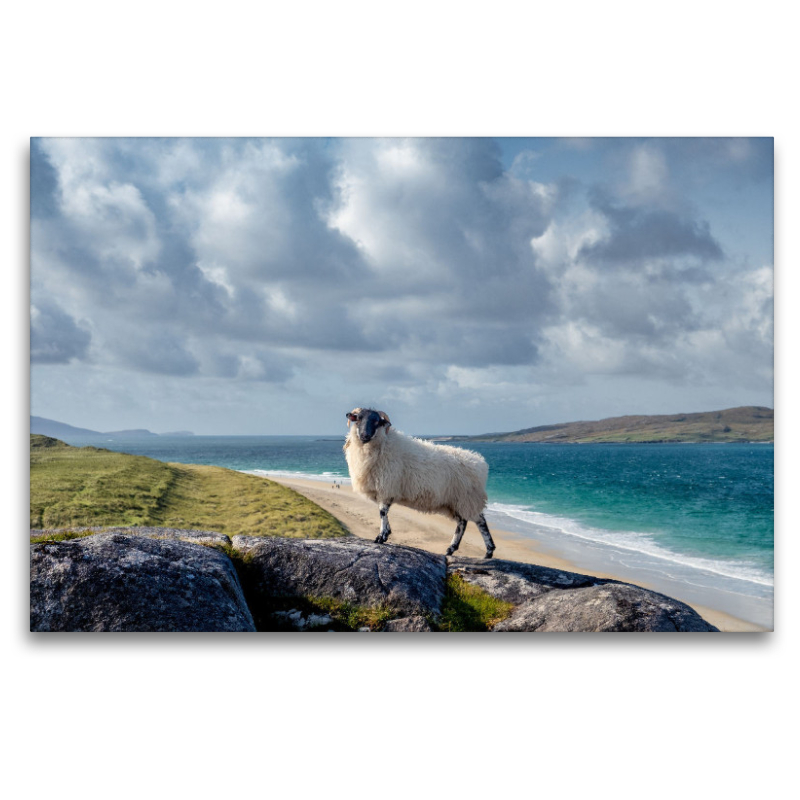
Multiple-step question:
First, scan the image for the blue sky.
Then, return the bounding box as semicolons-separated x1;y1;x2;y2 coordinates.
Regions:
30;137;773;435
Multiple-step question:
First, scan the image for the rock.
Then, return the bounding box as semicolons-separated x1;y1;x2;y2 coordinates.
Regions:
30;533;255;632
232;536;446;620
495;583;718;632
31;526;232;550
143;529;232;549
449;557;719;632
28;525;719;633
448;557;597;604
381;615;433;632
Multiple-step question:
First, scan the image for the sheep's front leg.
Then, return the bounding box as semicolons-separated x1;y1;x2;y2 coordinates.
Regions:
476;514;496;559
375;501;392;544
445;517;467;556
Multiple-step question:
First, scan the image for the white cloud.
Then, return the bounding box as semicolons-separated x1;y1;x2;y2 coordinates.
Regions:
197;261;235;297
264;287;298;320
623;143;669;204
531;212;607;271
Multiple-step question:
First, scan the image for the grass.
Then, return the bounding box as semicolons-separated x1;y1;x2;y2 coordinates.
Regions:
305;596;396;631
438;573;514;632
29;530;100;544
30;435;348;539
234;581;397;632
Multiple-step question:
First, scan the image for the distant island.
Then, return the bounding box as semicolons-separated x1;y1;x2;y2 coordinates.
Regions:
30;416;194;440
31;406;774;444
445;406;774;444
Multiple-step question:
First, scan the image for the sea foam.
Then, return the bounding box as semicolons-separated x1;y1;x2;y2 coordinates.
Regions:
486;501;774;589
246;468;352;484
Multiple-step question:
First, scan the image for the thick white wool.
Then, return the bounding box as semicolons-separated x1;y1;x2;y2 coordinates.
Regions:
344;427;489;521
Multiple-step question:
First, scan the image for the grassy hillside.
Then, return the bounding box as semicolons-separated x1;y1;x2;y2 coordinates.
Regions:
30;435;348;538
455;406;774;444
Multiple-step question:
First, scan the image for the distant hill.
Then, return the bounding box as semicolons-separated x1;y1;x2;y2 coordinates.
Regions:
448;406;774;444
30;416;106;439
30;416;193;440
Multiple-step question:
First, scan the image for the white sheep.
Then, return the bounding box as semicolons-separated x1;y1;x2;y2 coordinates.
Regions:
343;407;496;559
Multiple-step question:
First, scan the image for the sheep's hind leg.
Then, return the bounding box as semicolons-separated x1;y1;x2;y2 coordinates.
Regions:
476;514;496;559
375;502;392;544
445;517;467;556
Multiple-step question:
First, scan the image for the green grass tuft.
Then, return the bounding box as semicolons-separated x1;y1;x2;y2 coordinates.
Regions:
29;529;99;544
237;588;396;632
438;573;514;632
305;596;395;631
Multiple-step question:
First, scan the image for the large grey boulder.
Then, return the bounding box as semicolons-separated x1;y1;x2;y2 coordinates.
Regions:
449;557;719;632
31;533;255;632
232;536;446;621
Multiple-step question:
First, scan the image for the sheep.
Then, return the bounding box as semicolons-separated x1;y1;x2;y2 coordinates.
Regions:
343;407;496;559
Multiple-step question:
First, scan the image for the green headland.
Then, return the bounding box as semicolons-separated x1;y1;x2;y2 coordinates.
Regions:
448;406;773;444
29;434;347;538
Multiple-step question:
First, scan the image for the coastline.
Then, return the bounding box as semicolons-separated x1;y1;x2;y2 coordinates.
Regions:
268;475;766;633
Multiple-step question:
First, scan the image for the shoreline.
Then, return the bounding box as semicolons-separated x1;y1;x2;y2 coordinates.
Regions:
268;474;767;633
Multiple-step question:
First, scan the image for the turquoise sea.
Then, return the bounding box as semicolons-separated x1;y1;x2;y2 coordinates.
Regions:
60;434;774;627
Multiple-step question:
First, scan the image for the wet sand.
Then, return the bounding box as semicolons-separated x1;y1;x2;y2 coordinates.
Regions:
269;475;765;632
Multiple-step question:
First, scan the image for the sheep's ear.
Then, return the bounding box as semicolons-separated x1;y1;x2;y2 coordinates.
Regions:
378;411;391;428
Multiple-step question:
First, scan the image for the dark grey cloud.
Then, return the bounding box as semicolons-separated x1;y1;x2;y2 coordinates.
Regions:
194;346;294;382
30;140;59;219
431;324;539;368
571;272;701;344
581;188;723;265
660;137;774;186
114;331;200;377
30;299;91;364
238;349;295;383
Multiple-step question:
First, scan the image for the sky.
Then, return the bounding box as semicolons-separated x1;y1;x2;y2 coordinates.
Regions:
30;137;774;435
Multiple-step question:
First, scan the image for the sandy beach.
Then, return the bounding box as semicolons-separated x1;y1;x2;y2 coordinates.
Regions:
269;475;765;632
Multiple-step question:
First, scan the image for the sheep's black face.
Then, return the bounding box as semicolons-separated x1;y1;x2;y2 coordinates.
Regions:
346;408;390;444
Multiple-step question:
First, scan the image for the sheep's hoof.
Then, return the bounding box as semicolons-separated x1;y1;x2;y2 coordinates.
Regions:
484;549;495;559
445;547;455;556
374;536;386;544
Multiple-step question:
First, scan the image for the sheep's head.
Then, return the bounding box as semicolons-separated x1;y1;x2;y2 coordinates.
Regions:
346;407;391;444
